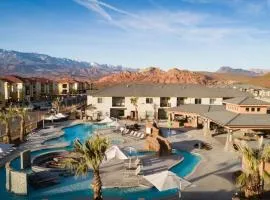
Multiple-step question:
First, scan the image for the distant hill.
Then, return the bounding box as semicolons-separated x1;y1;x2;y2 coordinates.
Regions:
248;73;270;88
94;67;225;87
217;66;259;76
0;49;136;79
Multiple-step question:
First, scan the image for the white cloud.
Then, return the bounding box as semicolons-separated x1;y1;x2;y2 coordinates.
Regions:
73;0;270;42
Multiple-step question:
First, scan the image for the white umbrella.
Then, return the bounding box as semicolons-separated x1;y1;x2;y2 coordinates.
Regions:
143;171;191;192
44;115;59;121
108;121;121;128
98;116;113;124
55;113;68;118
105;145;128;162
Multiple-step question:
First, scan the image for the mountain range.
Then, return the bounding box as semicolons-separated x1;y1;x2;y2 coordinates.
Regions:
0;49;269;88
216;66;269;76
0;49;136;79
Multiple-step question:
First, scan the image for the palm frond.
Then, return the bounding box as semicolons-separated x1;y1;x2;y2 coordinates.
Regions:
261;145;270;162
262;170;270;184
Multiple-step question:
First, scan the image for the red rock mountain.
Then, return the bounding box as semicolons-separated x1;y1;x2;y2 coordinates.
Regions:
95;67;218;87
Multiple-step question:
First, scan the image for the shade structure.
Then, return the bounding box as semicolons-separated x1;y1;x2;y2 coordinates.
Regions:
44;115;59;121
143;170;191;192
55;113;68;119
105;145;128;162
0;143;14;153
98;116;114;124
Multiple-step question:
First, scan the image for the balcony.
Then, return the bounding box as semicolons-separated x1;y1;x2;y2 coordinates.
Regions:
160;97;171;107
177;97;186;106
112;97;125;107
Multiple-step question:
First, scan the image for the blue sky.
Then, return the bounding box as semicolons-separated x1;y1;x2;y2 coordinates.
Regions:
0;0;270;71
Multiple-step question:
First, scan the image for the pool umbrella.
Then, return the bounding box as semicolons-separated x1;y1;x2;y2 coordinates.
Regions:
108;121;120;127
105;146;128;162
98;116;113;124
44;115;59;122
143;170;191;192
55;113;68;119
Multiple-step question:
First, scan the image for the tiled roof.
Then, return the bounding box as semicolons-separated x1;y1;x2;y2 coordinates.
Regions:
167;105;225;115
88;84;249;98
223;97;270;106
0;75;23;83
202;111;270;127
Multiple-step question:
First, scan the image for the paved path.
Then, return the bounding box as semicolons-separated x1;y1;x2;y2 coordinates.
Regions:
168;129;241;200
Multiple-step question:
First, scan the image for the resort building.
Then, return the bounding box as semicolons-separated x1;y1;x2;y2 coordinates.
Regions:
86;84;248;120
57;78;90;95
0;75;24;102
167;96;270;151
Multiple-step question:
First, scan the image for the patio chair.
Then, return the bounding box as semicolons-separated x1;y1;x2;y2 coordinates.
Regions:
140;133;145;139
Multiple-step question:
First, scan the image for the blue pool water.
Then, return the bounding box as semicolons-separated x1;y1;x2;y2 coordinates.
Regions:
0;123;201;200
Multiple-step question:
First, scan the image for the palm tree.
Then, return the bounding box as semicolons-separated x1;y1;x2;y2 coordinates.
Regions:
15;107;28;142
236;144;270;199
0;107;16;143
63;135;109;200
130;97;138;121
52;97;61;113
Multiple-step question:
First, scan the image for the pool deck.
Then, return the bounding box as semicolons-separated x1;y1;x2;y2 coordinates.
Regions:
1;120;244;200
167;128;241;200
101;154;182;188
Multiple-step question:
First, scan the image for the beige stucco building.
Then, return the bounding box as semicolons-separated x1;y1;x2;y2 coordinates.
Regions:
87;84;247;120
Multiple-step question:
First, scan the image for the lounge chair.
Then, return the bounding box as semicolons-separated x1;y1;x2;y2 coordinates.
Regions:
140;133;145;139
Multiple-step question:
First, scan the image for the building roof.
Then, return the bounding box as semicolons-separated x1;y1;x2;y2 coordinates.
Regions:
88;84;249;98
202;111;270;128
223;96;270;106
167;104;225;115
0;75;23;83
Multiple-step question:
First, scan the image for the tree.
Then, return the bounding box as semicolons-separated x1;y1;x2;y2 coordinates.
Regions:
130;97;138;121
15;107;29;142
52;97;61;113
236;144;270;199
0;107;16;143
63;135;109;200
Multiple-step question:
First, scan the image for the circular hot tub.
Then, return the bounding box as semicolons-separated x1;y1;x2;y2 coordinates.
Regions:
32;151;69;173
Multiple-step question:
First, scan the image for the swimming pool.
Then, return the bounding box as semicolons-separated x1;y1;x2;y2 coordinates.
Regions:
0;123;201;200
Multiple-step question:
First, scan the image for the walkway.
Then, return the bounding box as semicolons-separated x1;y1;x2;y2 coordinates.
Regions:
169;129;241;200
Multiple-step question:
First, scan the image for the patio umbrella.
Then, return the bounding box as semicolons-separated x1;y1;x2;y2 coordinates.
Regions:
98;116;113;124
108;121;121;128
143;170;191;192
44;115;59;123
55;113;68;119
105;146;128;162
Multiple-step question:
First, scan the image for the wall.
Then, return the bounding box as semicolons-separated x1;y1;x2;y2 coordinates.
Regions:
88;95;225;120
226;104;268;114
6;163;28;195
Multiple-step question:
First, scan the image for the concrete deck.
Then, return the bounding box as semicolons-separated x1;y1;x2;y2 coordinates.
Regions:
168;129;241;200
101;154;182;188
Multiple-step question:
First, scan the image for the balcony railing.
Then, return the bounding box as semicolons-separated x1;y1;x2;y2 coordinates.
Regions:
112;102;125;107
160;102;171;107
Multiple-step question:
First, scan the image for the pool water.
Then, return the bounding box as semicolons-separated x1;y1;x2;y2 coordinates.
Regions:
0;123;201;200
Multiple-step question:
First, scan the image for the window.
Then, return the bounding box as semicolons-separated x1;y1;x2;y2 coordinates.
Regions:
146;98;153;104
63;84;68;88
210;98;217;105
195;98;201;104
97;97;103;104
251;108;255;112
257;108;261;112
246;108;250;112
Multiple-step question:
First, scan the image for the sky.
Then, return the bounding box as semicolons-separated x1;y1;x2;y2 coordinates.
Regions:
0;0;270;71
